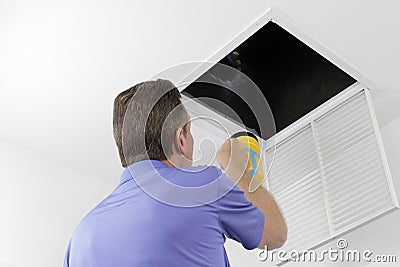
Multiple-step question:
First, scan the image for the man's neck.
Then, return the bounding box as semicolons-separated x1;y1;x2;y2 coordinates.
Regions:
161;160;176;168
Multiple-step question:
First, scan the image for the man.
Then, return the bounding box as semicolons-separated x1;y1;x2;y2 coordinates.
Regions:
64;79;287;266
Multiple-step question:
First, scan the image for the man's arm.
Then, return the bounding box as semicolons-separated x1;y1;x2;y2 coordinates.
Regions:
217;138;287;250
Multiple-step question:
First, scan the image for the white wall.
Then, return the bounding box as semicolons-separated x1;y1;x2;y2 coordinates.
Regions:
0;0;268;184
0;138;114;267
380;113;400;198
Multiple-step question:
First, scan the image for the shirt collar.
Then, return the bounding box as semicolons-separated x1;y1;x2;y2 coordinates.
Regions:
119;159;169;185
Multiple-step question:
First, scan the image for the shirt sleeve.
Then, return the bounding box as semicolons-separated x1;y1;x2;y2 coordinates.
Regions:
63;240;71;267
215;167;265;250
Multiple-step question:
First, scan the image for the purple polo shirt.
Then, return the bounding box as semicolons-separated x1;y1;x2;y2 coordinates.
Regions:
64;160;264;267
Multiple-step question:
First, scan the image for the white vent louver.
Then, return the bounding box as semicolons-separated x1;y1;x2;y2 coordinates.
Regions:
264;83;399;260
265;125;331;252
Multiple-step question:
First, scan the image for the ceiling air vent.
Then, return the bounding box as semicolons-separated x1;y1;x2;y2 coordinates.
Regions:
263;83;399;264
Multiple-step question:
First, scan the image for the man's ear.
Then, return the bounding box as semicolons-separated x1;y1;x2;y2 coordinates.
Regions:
173;127;185;154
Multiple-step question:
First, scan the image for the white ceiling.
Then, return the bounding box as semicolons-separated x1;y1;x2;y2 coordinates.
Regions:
1;1;399;266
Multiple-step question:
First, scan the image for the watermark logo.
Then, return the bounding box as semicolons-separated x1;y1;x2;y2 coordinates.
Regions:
122;62;277;207
258;238;397;264
336;238;348;249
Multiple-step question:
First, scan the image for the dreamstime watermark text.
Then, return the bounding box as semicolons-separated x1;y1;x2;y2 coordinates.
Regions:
258;239;397;264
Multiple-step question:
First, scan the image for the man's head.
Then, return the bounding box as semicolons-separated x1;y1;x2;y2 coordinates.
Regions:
113;79;194;168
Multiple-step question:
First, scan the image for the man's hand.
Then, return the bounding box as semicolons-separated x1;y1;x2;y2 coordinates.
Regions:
216;138;249;184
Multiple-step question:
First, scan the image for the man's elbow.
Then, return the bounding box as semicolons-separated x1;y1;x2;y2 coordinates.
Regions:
274;222;288;248
259;222;288;250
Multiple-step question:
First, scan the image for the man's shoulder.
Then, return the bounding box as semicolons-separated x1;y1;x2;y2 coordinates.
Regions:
166;165;223;187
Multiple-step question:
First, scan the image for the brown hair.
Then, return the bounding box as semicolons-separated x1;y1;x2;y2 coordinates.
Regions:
113;79;188;167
